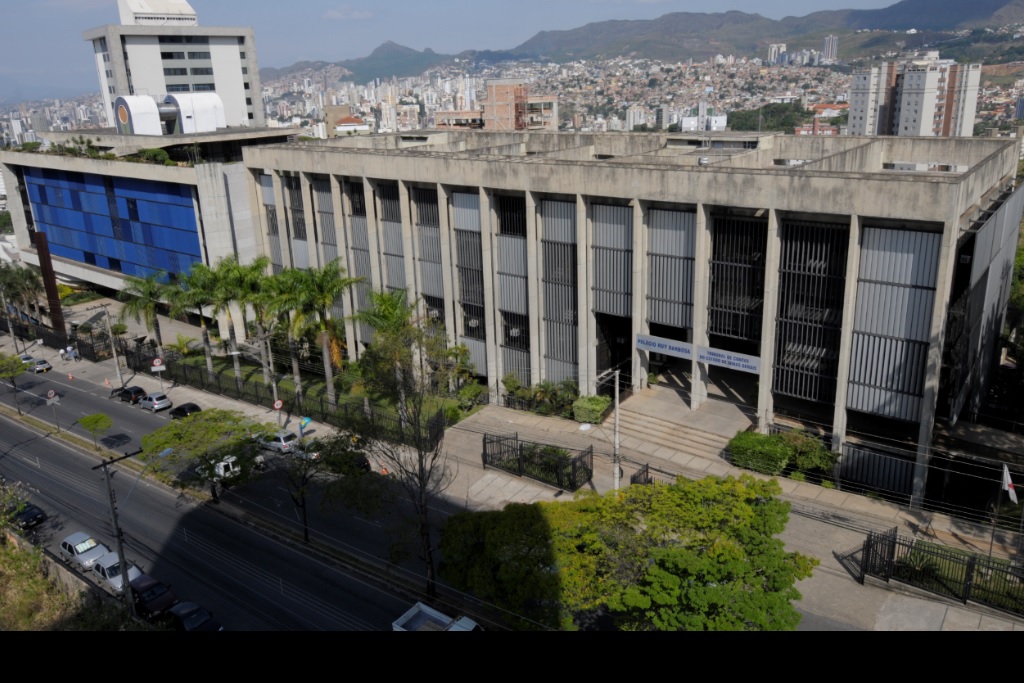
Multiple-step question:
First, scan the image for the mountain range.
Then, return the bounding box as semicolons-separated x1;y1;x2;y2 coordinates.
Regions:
260;0;1024;85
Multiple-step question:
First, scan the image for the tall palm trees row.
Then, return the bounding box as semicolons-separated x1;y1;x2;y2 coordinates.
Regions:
118;256;359;408
0;263;44;353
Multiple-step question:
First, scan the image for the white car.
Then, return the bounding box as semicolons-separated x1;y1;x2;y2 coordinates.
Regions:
92;552;143;595
139;393;173;412
59;532;111;570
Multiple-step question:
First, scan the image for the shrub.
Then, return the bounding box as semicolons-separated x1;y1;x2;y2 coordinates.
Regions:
444;403;462;425
572;395;611;424
781;430;836;474
728;431;789;475
789;471;806;482
76;322;93;334
110;322;128;336
502;372;523;396
820;479;836;489
457;381;485;411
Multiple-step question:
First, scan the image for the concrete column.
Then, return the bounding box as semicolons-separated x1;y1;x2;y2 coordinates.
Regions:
690;203;712;411
525;191;542;386
271;172;294;269
299;172;318;268
579;194;596;395
756;209;781;433
912;217;959;508
331;175;358;361
631;200;646;390
246;169;270;270
398;181;419;311
362;177;383;290
479;188;500;398
831;214;862;454
437;184;458;348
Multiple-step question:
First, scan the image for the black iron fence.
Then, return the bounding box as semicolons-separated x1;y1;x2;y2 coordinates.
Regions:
482;432;594;492
857;527;1024;617
0;315;115;362
124;348;447;451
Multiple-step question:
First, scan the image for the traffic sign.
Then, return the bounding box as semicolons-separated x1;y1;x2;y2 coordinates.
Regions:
273;399;284;411
151;366;166;373
46;389;56;400
152;358;164;368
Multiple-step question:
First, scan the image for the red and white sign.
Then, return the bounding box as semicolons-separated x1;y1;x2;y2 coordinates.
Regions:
273;400;284;411
152;358;164;367
1004;464;1018;505
46;389;56;400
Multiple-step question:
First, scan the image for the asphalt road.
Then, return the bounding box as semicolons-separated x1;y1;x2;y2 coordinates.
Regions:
0;411;410;630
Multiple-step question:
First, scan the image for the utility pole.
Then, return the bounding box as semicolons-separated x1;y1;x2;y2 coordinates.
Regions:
614;369;620;492
93;452;138;618
89;303;124;389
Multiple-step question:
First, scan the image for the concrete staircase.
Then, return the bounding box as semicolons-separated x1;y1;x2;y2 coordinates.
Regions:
604;386;749;464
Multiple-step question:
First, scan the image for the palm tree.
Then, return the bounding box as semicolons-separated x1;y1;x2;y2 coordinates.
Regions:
170;263;218;381
12;267;43;325
208;257;248;390
351;288;418;422
118;272;170;357
265;273;304;404
276;260;361;409
0;265;23;353
234;257;274;388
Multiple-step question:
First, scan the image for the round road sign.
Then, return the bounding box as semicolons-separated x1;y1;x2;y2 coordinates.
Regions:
273;399;284;411
152;358;164;367
46;389;56;400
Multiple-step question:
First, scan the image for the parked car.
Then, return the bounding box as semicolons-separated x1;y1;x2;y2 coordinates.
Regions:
169;402;202;420
130;574;179;620
118;386;146;404
5;500;46;531
139;393;172;412
59;532;111;570
258;430;299;454
19;354;34;365
167;601;223;632
31;359;52;374
92;552;143;595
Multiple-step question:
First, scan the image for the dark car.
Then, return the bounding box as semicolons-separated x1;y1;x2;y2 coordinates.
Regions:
118;386;146;404
169;403;202;420
130;574;179;620
167;602;223;632
6;501;46;531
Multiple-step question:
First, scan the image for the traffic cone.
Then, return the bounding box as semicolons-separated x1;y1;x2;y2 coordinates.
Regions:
104;378;111;387
68;373;73;381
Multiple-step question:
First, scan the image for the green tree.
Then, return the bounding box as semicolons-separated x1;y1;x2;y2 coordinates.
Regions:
439;474;816;631
234;257;276;391
207;256;251;391
0;211;12;234
140;408;271;490
351;287;469;598
170;262;218;381
0;352;25;415
118;272;171;357
276;259;361;409
79;413;113;450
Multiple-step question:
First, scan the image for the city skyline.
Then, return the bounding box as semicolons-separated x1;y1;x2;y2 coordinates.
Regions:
2;0;895;102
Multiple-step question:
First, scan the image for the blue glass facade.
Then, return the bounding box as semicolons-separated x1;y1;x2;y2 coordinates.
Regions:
23;167;202;279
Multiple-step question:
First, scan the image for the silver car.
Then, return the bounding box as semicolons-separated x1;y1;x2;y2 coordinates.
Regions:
59;532;111;570
259;430;299;454
139;393;172;412
92;552;143;595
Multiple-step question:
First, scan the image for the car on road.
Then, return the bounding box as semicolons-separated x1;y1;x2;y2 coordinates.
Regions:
92;552;143;595
6;500;46;531
167;601;224;632
130;574;179;620
31;359;52;373
59;532;111;570
258;430;299;454
139;393;172;412
169;402;202;420
19;354;34;365
118;386;146;404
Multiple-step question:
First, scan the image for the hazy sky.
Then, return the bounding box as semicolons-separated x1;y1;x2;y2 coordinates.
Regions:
1;0;897;102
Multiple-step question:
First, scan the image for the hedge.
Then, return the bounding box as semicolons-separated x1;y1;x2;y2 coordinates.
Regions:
727;431;790;475
572;395;611;424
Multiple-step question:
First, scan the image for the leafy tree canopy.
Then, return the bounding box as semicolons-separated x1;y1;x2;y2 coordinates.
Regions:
140;409;272;487
439;474;817;631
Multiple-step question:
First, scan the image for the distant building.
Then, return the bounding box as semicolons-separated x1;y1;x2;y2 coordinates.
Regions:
480;79;558;132
333;116;370;136
84;0;265;129
768;43;787;65
823;35;839;63
1015;98;1024;120
848;51;980;137
794;118;839;136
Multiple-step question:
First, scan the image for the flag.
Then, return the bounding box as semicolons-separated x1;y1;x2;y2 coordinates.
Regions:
1003;464;1018;505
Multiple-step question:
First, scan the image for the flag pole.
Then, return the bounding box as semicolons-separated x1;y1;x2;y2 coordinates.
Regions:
989;502;1000;558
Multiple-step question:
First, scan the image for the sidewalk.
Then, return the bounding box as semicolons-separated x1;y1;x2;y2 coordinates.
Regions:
5;313;1024;630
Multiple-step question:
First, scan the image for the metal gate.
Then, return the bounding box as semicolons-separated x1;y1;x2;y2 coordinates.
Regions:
483;433;520;472
859;527;899;583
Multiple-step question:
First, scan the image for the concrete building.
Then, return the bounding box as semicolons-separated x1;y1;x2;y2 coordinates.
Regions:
231;130;1023;506
481;79;558;132
84;0;265;129
823;35;839;63
848;52;980;137
2;127;1021;508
